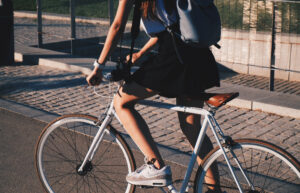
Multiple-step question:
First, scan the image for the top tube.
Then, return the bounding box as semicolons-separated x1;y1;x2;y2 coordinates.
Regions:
138;100;212;116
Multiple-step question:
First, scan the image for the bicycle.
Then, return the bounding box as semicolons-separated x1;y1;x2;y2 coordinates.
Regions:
35;68;300;193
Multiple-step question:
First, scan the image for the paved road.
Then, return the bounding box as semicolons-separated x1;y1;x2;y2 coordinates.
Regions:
0;108;46;193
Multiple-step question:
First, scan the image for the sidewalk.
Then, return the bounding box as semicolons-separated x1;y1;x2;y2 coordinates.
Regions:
0;14;299;166
14;42;300;119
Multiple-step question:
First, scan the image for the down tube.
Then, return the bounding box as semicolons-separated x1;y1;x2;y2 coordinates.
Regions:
179;117;209;193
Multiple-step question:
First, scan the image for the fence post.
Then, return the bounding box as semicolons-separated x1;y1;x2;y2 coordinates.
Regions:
0;0;14;66
37;0;42;47
70;0;76;55
108;0;114;25
108;0;114;61
269;2;276;91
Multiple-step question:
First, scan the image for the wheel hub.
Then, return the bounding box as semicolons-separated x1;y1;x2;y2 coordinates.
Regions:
76;161;93;176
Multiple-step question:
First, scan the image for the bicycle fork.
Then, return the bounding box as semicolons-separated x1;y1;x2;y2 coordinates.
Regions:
77;101;115;173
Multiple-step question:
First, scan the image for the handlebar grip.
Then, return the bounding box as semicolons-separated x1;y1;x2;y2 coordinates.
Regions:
90;76;101;85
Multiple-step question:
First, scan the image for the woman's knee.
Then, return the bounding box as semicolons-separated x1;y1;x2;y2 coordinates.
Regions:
113;94;135;112
114;82;156;112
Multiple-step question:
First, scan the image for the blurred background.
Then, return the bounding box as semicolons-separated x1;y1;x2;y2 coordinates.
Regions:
11;0;300;92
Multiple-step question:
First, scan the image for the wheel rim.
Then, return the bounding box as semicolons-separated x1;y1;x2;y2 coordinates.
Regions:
36;116;135;193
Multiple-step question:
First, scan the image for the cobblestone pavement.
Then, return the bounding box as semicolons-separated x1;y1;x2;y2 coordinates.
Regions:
14;17;109;46
222;73;300;96
0;64;299;162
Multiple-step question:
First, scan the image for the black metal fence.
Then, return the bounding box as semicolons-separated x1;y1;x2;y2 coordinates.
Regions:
0;0;14;66
31;0;300;90
215;0;299;34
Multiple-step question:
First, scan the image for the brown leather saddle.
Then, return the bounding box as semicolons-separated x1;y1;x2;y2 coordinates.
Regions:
199;92;239;108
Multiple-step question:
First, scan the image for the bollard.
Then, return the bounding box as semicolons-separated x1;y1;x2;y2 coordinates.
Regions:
0;0;14;66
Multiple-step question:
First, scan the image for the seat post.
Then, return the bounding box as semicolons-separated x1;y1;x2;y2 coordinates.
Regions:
206;102;218;116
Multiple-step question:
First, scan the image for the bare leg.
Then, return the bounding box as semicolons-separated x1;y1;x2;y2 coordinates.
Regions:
113;81;164;169
176;97;220;191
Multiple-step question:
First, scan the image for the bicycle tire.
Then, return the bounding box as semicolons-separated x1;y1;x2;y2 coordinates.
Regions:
194;139;300;193
35;114;136;193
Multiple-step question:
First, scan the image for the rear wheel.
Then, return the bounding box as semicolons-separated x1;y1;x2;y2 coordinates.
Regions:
35;114;136;193
194;139;300;193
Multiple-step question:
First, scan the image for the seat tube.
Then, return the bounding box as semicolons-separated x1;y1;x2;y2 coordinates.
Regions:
180;116;209;193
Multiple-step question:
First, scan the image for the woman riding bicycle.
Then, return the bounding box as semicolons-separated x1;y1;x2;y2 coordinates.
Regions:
87;0;220;192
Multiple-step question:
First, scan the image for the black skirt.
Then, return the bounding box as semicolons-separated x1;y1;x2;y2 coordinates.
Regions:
131;29;220;98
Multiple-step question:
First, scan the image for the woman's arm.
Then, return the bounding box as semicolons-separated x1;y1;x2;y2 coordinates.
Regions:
98;0;134;65
127;37;158;64
87;0;133;85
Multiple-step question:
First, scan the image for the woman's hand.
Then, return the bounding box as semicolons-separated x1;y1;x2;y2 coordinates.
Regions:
86;68;103;86
126;52;141;64
126;37;158;65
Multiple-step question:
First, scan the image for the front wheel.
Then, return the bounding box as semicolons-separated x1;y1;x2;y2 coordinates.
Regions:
194;139;300;193
35;114;136;193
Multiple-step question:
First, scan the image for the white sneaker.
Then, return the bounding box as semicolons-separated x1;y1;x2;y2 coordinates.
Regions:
126;161;172;187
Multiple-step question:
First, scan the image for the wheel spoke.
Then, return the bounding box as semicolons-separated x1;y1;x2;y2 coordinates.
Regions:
195;139;300;193
35;115;135;193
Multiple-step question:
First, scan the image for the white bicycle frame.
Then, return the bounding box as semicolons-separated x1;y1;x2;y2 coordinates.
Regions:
78;92;254;193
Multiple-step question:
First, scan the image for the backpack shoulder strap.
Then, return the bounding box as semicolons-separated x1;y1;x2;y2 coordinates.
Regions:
128;0;142;65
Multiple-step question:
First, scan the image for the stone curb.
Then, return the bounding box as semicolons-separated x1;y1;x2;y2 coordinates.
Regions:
229;99;300;118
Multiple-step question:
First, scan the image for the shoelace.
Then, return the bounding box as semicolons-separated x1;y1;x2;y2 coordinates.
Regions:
135;157;156;173
135;164;150;173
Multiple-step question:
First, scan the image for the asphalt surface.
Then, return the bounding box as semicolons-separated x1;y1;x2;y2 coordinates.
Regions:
0;108;46;193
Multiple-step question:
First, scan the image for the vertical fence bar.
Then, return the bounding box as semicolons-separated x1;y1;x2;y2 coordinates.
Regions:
269;2;276;91
0;0;14;66
108;0;114;25
70;0;76;55
37;0;42;47
108;0;114;61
